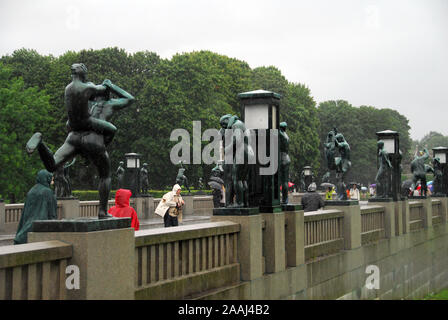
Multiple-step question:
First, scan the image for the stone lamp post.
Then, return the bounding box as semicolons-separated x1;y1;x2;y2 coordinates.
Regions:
303;166;313;191
238;89;282;213
376;130;401;201
433;147;448;196
123;152;141;197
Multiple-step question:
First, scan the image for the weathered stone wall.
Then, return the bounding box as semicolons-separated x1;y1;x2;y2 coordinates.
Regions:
2;198;447;300
204;198;448;300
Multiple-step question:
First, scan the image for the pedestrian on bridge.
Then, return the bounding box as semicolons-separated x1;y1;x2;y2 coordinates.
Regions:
155;184;185;227
301;182;324;212
108;189;140;230
14;170;57;244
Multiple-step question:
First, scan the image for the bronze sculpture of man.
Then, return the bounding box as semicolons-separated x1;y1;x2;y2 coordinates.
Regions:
322;127;338;183
26;63;135;218
375;140;393;198
334;133;351;200
279;122;291;204
140;163;149;194
219;114;255;208
54;158;76;198
116;161;125;189
175;161;191;193
411;148;430;197
432;157;443;196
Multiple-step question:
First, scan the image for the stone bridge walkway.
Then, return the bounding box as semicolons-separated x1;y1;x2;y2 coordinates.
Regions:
0;215;211;247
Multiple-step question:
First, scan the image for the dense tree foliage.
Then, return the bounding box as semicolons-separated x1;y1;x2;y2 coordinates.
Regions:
0;48;322;201
1;48;417;201
0;63;52;202
412;132;448;154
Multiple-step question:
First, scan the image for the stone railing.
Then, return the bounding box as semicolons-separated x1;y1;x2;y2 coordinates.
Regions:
1;196;448;300
360;205;385;245
431;199;442;225
409;201;424;231
79;200;118;218
0;240;72;300
134;221;240;299
3;203;62;233
3;204;23;234
0;196;214;235
303;209;344;261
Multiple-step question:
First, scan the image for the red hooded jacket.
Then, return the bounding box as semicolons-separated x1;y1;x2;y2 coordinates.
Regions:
108;189;140;230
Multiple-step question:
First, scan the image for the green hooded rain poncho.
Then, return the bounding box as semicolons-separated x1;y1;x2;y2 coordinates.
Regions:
14;169;57;244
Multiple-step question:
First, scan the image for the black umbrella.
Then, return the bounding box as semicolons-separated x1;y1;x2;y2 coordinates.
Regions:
320;182;335;188
208;181;222;190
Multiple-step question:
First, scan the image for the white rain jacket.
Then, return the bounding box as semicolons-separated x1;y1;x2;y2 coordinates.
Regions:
155;184;183;222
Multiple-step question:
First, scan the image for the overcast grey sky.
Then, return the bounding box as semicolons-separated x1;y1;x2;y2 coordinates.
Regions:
1;0;447;140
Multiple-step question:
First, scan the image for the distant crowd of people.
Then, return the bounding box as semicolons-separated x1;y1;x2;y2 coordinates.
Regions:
301;182;362;212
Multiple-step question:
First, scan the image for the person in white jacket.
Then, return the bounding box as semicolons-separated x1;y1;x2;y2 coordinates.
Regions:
350;184;360;200
155;184;185;227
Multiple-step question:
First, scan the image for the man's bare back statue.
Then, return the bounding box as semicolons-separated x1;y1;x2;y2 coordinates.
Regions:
26;63;135;218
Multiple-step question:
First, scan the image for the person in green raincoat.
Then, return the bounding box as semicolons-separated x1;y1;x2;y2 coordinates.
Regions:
14;170;57;244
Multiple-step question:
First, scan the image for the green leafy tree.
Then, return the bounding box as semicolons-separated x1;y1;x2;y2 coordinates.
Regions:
251;66;320;186
0;63;52;202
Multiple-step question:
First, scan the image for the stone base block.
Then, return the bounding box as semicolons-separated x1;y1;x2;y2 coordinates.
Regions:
213;207;260;216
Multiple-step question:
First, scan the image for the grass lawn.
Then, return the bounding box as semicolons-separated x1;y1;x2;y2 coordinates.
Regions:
423;289;448;300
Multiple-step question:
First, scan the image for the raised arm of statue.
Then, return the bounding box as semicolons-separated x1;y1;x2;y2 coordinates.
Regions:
381;150;392;168
423;148;430;160
85;81;107;97
102;79;136;111
63;157;76;169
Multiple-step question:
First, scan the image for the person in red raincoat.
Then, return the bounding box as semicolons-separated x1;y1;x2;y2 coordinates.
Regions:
108;189;140;230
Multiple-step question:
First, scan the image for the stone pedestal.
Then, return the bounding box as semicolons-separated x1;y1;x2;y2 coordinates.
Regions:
368;197;396;238
0;199;5;233
28;218;134;300
211;214;263;281
146;197;154;220
422;197;433;228
134;196;153;220
259;205;282;213
261;212;285;273
213;207;259;216
401;199;410;234
383;201;397;238
432;196;448;223
284;209;305;267
325;201;361;250
57;198;80;219
282;204;302;211
182;195;194;216
395;200;404;236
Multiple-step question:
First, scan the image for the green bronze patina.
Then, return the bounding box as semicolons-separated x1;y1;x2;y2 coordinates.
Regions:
219;114;255;208
26;63;135;218
322;128;351;200
140;163;149;194
175;161;190;193
411;148;430;196
375;140;393;198
279;121;290;204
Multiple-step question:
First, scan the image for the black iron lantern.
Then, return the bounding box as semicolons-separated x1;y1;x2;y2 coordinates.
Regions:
238;89;281;212
433;147;448;196
376;130;400;200
123;153;141;197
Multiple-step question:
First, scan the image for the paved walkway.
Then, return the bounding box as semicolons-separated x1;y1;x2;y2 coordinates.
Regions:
0;215;212;247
